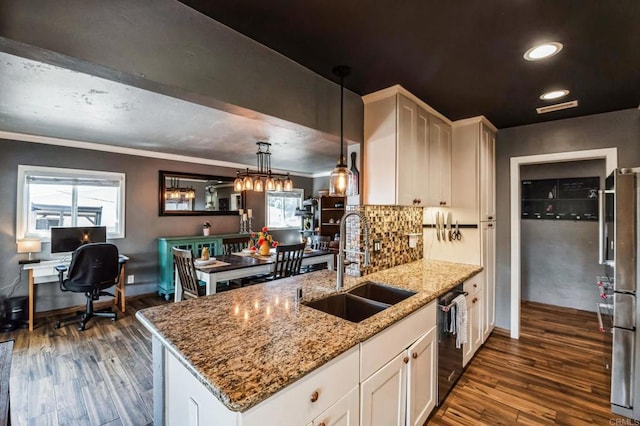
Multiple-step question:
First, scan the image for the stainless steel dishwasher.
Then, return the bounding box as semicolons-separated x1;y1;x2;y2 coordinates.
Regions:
437;284;466;405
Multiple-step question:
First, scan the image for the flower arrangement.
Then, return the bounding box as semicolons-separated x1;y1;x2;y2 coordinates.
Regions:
250;227;278;255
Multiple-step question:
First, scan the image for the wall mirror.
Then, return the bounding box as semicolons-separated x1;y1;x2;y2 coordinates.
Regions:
159;171;244;216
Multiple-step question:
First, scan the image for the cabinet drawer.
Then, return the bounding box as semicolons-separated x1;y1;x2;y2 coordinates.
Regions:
463;273;483;297
243;346;359;426
360;301;436;381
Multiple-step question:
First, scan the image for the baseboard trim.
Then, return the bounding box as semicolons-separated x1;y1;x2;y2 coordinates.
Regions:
33;292;159;319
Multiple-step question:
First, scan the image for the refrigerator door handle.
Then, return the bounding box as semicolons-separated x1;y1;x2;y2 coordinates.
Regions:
598;189;606;265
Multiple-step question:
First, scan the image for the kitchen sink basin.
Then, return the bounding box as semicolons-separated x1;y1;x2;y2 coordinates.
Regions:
347;281;416;305
304;293;389;323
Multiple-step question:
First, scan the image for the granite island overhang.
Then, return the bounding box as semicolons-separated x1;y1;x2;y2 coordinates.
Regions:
136;258;482;419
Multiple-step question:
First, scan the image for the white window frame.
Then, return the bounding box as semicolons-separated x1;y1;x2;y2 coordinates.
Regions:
265;189;304;230
16;165;126;242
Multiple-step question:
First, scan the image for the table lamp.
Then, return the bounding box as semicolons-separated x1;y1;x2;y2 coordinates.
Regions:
17;238;42;264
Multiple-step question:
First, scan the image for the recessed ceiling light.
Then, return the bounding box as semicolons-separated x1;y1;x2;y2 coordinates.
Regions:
524;42;563;61
540;89;570;100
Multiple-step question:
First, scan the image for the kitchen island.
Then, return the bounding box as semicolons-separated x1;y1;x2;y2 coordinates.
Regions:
136;259;482;425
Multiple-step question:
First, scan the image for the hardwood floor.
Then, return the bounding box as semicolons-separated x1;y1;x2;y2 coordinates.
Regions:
5;296;168;426
3;297;627;425
429;300;626;425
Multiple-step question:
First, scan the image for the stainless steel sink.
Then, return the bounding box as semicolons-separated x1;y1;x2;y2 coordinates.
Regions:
347;281;416;305
304;293;390;323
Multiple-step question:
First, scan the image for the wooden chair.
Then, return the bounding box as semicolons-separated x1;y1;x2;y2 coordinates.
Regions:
222;237;250;255
271;243;306;280
172;247;206;300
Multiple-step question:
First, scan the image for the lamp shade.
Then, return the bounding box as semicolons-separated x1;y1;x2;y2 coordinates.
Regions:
17;239;42;254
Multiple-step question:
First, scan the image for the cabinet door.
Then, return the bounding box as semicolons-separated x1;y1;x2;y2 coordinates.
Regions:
480;124;496;221
413;107;430;206
361;351;407;426
462;293;482;366
397;94;418;206
406;326;437;426
482;221;496;341
313;387;359;426
427;115;452;207
166;352;238;425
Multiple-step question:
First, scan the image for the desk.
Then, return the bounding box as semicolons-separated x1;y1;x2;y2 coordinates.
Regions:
174;250;334;302
22;255;129;331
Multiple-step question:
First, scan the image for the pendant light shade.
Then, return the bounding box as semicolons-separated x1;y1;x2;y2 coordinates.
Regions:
329;65;354;197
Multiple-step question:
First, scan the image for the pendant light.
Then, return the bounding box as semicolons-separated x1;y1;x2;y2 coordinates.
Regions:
329;65;354;197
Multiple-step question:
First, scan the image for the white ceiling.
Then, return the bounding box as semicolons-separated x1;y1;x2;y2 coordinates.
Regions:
0;51;345;176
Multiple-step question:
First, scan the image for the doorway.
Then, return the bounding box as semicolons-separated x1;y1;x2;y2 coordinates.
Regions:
509;148;617;338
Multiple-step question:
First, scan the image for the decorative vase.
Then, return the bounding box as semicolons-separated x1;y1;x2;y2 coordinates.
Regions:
350;151;360;195
259;242;271;256
203;228;210;236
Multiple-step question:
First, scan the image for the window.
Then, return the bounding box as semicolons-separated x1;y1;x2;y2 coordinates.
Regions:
17;165;126;241
265;189;303;229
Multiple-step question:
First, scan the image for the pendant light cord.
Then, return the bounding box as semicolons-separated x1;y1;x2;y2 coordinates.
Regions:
333;65;350;167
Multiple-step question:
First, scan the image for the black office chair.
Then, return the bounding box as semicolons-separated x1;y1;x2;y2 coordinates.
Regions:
54;243;123;331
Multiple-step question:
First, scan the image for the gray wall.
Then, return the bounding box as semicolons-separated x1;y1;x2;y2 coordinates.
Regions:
0;0;363;143
520;160;605;312
496;108;640;329
1;139;313;311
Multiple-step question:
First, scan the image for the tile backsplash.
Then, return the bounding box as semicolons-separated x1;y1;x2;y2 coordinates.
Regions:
344;205;424;276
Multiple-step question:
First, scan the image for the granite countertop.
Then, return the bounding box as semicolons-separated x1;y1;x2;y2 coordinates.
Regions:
136;258;482;412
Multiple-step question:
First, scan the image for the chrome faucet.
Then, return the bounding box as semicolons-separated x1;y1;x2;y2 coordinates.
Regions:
337;211;371;290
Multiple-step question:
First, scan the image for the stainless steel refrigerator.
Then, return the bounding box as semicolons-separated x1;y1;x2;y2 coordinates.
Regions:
599;167;639;420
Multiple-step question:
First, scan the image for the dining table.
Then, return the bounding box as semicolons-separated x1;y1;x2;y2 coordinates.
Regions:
173;249;335;302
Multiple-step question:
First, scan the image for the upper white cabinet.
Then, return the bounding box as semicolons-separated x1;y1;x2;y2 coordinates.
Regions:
363;85;452;207
426;114;452;207
450;117;497;224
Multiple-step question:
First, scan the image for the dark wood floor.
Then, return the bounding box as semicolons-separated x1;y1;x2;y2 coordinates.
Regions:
429;300;626;425
3;297;627;425
5;296;168;426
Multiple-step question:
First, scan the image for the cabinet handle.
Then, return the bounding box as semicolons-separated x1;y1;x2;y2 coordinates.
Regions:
310;391;319;403
412;352;418;359
472;297;478;304
473;283;477;288
488;216;494;220
488;223;493;228
403;356;409;364
318;423;326;426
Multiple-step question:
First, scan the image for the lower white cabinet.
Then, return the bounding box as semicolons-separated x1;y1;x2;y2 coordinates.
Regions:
310;386;360;426
360;351;407;426
481;221;496;341
463;275;484;366
406;326;437;426
360;301;438;426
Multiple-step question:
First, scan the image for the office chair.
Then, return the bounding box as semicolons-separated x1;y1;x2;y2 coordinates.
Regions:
54;243;123;331
172;247;207;300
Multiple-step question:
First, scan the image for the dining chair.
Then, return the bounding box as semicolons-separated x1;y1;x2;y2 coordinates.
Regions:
222;237;251;255
172;247;206;300
271;243;306;280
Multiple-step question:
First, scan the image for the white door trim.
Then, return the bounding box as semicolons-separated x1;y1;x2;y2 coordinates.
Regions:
509;148;617;339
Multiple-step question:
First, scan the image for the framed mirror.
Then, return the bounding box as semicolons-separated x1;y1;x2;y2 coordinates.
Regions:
159;171;244;216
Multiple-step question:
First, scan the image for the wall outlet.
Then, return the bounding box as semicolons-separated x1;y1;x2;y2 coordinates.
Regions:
127;274;135;284
373;239;381;253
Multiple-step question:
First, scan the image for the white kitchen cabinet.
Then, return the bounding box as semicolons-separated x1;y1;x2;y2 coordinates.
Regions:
406;326;437;426
449;117;497;224
481;221;496;341
426;115;452;207
360;301;438;426
312;386;359;426
479;124;496;222
360;351;408;426
463;274;484;366
363;85;451;207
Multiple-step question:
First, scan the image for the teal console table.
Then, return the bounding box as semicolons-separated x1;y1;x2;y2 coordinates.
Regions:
157;233;245;300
